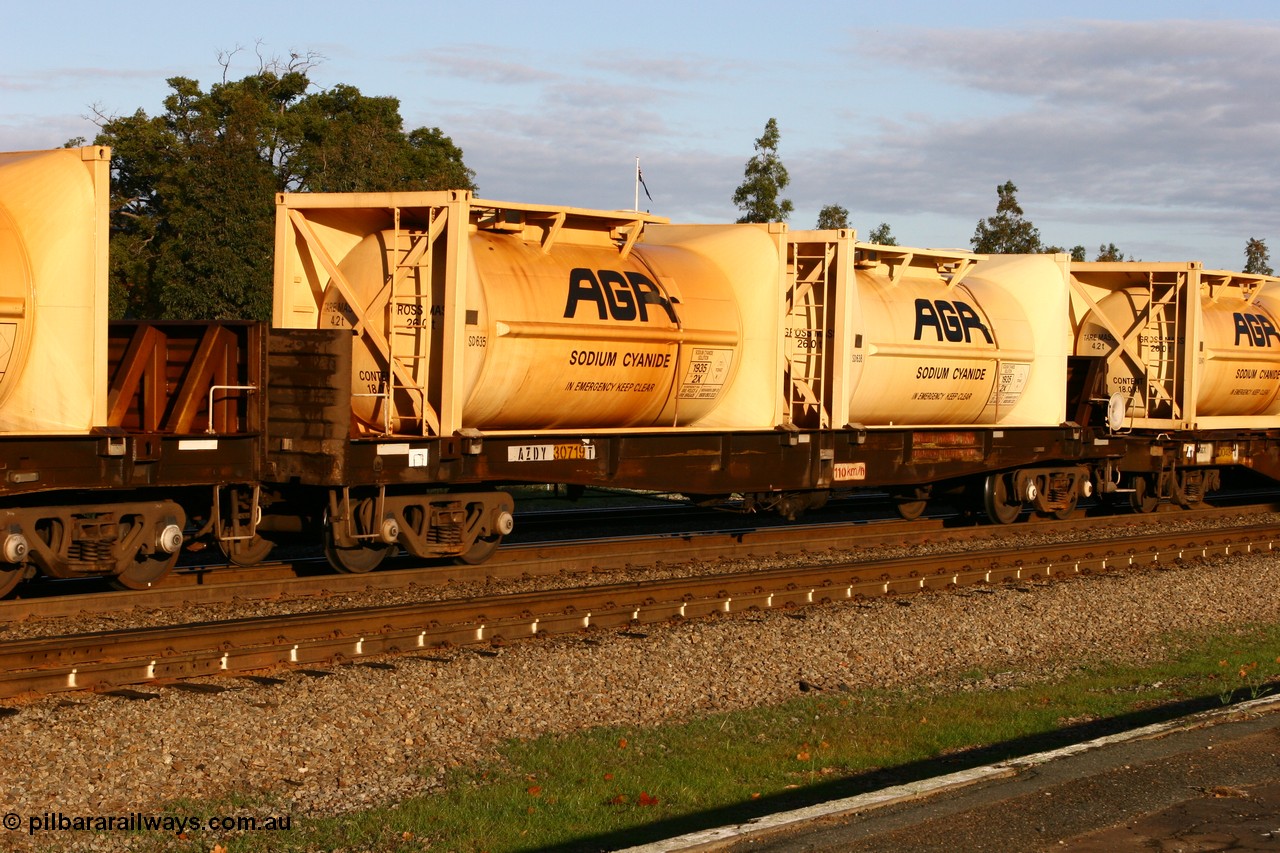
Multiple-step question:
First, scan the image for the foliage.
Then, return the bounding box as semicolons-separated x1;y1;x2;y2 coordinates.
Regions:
732;118;793;224
970;180;1043;254
1095;243;1128;262
1044;243;1123;262
1245;237;1274;275
92;54;476;320
867;222;898;245
1217;653;1280;704
815;204;849;230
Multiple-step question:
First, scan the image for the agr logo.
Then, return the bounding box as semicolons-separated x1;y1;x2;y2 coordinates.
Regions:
913;299;993;344
564;269;679;323
1233;312;1280;347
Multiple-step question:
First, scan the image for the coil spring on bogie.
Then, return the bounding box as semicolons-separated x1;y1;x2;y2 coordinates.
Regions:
69;540;116;562
1046;474;1071;503
427;523;463;546
1182;475;1203;500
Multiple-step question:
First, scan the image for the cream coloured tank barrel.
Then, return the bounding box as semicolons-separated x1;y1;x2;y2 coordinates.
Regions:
1076;286;1280;417
827;257;1041;425
0;192;32;401
321;226;744;431
0;147;109;433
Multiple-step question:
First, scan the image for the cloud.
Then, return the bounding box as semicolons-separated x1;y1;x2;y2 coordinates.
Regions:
581;51;744;85
400;18;1277;267
881;19;1279;112
783;19;1280;263
413;46;562;86
0;67;156;94
0;114;100;150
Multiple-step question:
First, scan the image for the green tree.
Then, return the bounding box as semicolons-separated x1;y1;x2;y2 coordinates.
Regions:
970;181;1042;254
816;204;849;229
732;118;793;224
867;222;898;245
1095;243;1128;262
93;57;476;320
1244;237;1274;275
288;86;475;192
1044;244;1092;261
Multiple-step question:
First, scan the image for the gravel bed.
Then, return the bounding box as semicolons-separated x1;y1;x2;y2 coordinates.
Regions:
1;516;1279;851
2;510;1274;642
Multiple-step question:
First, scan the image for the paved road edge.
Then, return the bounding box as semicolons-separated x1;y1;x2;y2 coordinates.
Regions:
621;693;1280;852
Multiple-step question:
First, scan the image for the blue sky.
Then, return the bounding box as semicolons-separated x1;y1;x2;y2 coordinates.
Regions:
3;1;1278;269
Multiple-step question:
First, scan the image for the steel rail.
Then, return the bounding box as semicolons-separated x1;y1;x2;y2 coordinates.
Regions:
4;501;1275;624
0;522;1276;700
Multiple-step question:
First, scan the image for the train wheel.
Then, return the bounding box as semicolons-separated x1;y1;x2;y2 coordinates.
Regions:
110;513;185;590
111;551;180;590
322;498;390;573
982;474;1021;525
452;499;512;565
218;485;273;566
895;500;927;521
1051;491;1079;520
323;525;388;573
220;535;274;567
0;565;22;598
894;487;931;521
456;534;502;565
1130;476;1159;513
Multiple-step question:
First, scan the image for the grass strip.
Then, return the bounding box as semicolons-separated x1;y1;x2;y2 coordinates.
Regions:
113;622;1280;852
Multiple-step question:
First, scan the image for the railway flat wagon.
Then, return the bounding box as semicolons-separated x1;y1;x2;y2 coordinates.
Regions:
268;190;808;568
1069;262;1280;509
779;235;1093;522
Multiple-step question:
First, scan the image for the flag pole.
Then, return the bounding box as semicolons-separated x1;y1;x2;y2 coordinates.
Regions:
634;158;652;210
